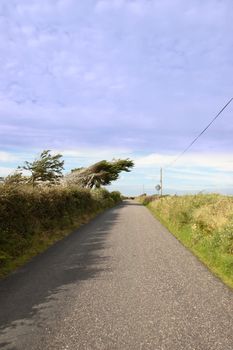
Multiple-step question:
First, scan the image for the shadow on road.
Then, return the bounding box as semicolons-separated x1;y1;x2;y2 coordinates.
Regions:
0;205;121;335
0;341;16;350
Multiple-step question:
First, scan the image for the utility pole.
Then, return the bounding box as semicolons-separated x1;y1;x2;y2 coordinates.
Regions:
142;184;145;194
160;168;163;196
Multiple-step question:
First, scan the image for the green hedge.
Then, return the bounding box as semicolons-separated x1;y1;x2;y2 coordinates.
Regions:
0;186;121;275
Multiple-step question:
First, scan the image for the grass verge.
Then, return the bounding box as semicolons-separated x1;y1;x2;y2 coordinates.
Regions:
141;194;233;289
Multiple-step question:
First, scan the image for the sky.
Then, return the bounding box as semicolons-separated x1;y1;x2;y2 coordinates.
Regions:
0;0;232;195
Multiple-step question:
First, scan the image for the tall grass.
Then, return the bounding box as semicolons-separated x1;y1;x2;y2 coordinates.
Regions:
141;194;233;288
0;185;121;277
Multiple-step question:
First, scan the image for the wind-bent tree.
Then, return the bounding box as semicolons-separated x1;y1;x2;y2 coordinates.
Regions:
66;159;134;188
19;150;64;186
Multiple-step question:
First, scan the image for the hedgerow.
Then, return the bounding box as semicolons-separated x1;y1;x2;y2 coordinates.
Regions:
0;185;121;275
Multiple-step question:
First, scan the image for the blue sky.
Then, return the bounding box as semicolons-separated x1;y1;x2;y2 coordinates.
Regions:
0;0;232;195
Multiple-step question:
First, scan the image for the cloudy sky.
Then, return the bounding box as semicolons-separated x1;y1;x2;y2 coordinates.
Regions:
0;0;232;194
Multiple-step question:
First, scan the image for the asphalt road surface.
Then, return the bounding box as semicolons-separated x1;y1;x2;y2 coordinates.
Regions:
0;200;232;350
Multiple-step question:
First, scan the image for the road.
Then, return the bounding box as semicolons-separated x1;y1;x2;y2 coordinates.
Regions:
0;200;232;350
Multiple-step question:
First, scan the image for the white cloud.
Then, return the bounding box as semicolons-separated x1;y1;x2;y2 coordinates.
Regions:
0;167;15;176
58;147;133;171
123;152;232;195
135;153;233;172
0;0;232;164
0;152;19;162
60;147;131;158
95;0;125;12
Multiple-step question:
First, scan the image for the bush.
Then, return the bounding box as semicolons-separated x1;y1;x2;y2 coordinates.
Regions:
110;191;122;203
141;195;159;205
0;185;121;272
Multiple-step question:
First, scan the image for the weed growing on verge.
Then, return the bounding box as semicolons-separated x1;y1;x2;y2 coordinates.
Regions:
140;194;233;289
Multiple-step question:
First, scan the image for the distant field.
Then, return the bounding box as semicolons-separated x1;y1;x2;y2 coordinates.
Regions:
140;194;233;289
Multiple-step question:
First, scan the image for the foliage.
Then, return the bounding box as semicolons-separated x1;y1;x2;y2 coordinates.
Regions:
0;149;128;277
0;186;121;277
66;158;134;188
142;194;233;288
4;171;28;186
0;177;4;184
19;150;64;186
109;191;122;203
71;167;84;172
138;194;159;205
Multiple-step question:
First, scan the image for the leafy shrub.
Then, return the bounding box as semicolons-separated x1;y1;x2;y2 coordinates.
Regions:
0;185;121;269
110;191;122;203
142;195;159;205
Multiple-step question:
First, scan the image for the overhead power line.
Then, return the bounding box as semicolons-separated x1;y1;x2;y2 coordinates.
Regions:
166;96;233;168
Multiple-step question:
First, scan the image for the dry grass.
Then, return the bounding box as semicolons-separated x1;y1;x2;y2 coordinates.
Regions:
141;194;233;289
